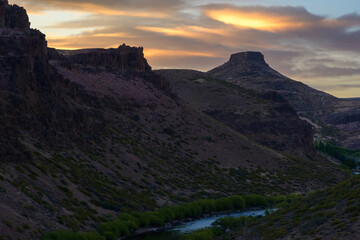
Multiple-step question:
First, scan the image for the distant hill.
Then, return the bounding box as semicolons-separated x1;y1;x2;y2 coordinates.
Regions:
198;51;360;150
342;98;360;101
208;52;338;112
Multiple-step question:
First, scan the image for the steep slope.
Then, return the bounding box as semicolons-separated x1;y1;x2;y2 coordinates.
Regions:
0;2;348;239
208;52;338;112
209;52;360;149
156;69;315;158
0;0;103;162
222;175;360;240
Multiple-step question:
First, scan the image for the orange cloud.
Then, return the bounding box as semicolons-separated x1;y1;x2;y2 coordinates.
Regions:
47;33;133;50
61;2;168;17
136;25;229;39
144;48;217;58
205;8;310;32
18;0;168;18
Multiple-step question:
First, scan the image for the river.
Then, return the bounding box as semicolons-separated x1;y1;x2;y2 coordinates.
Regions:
125;209;271;240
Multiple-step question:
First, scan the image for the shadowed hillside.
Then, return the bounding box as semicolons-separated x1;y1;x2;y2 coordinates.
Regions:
156;69;315;159
207;51;360;149
221;175;360;240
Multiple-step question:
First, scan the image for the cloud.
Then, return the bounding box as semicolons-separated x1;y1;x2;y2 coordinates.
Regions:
203;5;321;32
11;0;184;15
9;0;360;97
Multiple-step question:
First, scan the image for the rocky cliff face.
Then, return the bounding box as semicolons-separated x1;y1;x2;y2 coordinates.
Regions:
0;1;172;162
229;52;268;66
0;0;30;29
62;44;152;72
52;45;172;93
0;0;105;161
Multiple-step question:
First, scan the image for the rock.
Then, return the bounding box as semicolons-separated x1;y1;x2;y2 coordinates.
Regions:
51;45;173;93
0;0;30;30
63;44;152;72
228;51;268;66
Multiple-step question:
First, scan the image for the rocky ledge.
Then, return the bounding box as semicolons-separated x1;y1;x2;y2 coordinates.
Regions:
57;44;152;72
228;51;268;66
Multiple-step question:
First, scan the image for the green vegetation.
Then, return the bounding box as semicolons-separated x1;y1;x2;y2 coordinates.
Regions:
181;215;256;240
228;175;360;240
315;141;360;169
43;231;104;240
181;228;214;240
42;194;287;240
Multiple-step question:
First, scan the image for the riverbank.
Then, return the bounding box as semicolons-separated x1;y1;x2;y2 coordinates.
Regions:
123;208;274;240
43;194;292;240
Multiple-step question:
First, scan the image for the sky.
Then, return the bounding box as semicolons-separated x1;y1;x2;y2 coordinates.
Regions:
10;0;360;98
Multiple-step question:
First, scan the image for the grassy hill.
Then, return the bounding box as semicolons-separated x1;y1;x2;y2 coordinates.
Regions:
221;175;360;240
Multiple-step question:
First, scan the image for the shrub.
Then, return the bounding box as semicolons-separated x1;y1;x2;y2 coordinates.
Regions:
244;194;267;207
196;199;216;213
215;198;233;211
181;228;214;240
102;232;116;240
229;196;245;210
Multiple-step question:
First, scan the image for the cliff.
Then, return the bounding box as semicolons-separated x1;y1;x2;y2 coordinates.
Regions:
51;45;172;94
0;0;30;29
0;0;105;161
62;44;152;72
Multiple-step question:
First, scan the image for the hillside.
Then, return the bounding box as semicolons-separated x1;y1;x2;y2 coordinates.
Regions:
0;1;348;239
208;52;338;112
208;52;360;149
221;175;360;240
156;69;315;158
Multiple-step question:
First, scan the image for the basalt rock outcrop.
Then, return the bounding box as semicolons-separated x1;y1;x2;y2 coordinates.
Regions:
0;0;30;29
62;44;152;72
0;1;174;163
0;1;104;161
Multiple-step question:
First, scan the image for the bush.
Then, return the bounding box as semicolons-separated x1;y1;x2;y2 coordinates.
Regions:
102;232;116;240
215;198;233;211
96;220;131;238
157;206;176;222
244;194;267;207
196;199;216;213
229;196;245;210
181;228;214;240
43;194;288;239
131;212;150;227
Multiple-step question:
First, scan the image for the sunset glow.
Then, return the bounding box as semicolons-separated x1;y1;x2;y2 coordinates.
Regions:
9;0;360;97
205;9;308;32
